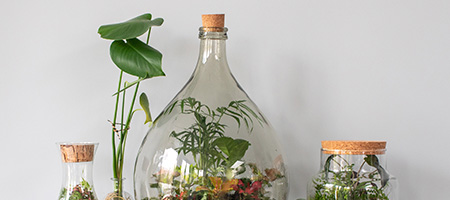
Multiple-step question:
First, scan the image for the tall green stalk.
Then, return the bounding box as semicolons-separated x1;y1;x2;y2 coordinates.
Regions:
117;82;140;195
99;13;165;197
111;26;153;196
112;71;124;180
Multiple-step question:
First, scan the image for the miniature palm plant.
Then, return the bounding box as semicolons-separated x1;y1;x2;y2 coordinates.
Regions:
148;97;284;200
169;98;258;182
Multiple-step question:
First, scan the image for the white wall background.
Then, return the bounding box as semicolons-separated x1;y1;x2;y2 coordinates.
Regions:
1;0;449;199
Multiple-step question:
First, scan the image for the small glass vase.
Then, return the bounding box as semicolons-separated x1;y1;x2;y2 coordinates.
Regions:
58;142;99;200
104;178;134;200
307;141;399;200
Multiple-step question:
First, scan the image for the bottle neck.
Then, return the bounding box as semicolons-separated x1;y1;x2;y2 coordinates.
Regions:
179;27;245;105
61;161;94;187
198;38;227;63
195;27;230;74
111;178;126;193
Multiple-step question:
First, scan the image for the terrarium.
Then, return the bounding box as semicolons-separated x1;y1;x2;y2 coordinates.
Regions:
58;142;99;200
307;141;398;200
134;14;288;200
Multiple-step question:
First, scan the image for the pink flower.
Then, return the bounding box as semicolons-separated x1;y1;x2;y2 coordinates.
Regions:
235;179;262;199
245;181;262;194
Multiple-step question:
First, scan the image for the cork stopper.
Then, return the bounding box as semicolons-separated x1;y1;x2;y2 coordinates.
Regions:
201;14;225;32
321;140;386;155
202;14;224;27
59;143;96;163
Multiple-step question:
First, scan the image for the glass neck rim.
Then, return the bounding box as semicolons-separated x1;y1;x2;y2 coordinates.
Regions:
57;141;99;146
199;27;228;40
110;177;127;181
321;148;386;155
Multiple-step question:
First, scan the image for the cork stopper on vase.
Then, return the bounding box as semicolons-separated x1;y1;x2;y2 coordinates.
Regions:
59;143;96;163
321;140;386;155
202;14;225;32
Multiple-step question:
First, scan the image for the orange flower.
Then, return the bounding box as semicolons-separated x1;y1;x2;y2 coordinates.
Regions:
196;177;238;196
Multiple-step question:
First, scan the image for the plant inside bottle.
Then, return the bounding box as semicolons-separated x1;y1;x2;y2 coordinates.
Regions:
134;14;288;200
146;98;284;200
311;155;390;200
58;142;99;200
59;179;96;200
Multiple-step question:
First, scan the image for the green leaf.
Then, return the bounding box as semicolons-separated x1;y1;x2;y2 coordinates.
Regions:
148;18;164;27
59;188;67;200
324;154;336;179
364;155;379;166
212;137;250;167
110;38;165;78
364;155;389;187
81;178;92;190
98;14;164;40
139;92;152;124
69;191;82;200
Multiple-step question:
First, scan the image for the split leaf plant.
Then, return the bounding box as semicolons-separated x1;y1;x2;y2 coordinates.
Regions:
98;13;165;196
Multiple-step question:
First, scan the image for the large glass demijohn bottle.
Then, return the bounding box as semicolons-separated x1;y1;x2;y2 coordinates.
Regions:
134;14;288;200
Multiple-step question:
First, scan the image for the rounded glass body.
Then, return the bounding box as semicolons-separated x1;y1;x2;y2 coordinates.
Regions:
134;27;288;200
307;147;398;200
58;142;99;200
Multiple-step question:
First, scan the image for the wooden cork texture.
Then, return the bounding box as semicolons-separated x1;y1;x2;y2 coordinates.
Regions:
321;140;386;155
59;143;95;163
202;14;225;32
202;14;225;27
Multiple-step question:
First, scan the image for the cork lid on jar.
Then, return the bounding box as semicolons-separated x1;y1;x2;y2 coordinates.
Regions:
202;14;225;32
321;140;386;155
59;143;97;163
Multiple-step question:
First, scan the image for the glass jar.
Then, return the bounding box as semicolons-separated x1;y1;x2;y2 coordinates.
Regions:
307;141;398;200
58;142;99;200
105;178;134;200
134;14;288;200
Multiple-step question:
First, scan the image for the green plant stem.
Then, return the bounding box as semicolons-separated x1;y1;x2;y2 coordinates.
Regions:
115;83;127;176
146;28;152;44
112;71;124;180
116;81;140;196
121;82;126;141
352;161;366;190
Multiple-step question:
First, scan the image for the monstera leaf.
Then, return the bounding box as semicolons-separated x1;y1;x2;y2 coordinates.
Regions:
110;38;164;78
213;137;250;167
365;155;389;187
98;13;164;40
